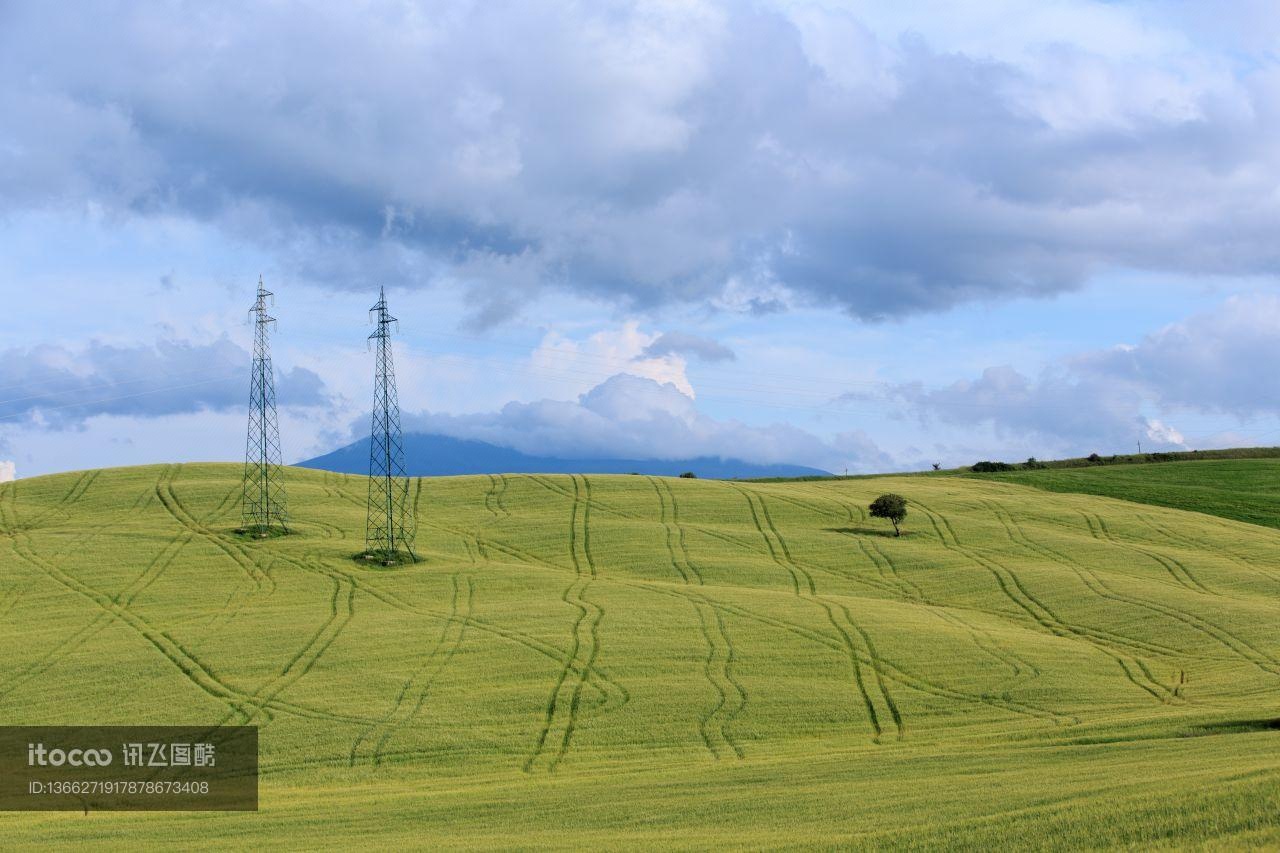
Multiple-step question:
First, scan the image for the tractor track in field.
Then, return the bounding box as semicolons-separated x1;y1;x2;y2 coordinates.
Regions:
852;535;1040;684
1080;511;1223;596
650;476;744;759
9;535;376;726
0;586;23;622
425;517;569;573
205;483;243;526
525;475;607;772
526;474;578;506
794;487;866;523
493;474;512;518
693;601;747;759
412;477;423;531
434;508;1062;725
362;574;475;766
650;477;693;584
7;470;100;534
988;501;1280;682
858;537;1041;682
483;475;503;520
0;531;194;702
528;473;768;557
1081;511;1216;596
858;540;926;602
629;579;1070;725
338;477;1219;721
220;571;358;730
913;498;1178;704
277;548;629;713
155;465;274;595
532;476;1067;691
735;486;904;742
1133;511;1280;591
153;466;263;634
760;490;849;524
759;495;905;741
0;482;17;535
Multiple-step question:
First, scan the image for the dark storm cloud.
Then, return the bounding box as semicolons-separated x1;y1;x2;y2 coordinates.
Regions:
2;2;1279;322
0;337;329;428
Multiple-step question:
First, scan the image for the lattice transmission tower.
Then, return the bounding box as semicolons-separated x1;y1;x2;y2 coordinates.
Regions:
364;287;416;562
240;276;289;535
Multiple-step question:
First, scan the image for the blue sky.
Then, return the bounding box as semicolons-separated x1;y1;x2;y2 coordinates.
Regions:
3;0;1280;479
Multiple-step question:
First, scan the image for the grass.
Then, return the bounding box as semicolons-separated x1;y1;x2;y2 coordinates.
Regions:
991;445;1280;470
974;458;1280;530
1;462;1280;849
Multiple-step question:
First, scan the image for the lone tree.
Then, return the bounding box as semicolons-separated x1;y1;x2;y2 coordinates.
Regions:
869;493;908;537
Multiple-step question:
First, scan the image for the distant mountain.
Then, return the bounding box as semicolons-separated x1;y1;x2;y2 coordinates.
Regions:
297;433;829;479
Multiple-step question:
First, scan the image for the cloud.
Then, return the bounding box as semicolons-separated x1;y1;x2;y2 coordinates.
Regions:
0;461;14;482
532;322;696;396
641;332;735;362
0;337;329;428
402;373;888;473
3;2;1278;323
1073;295;1280;419
864;365;1166;454
857;296;1280;456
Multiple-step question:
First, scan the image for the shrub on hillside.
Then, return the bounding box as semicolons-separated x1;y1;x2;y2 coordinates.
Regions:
971;461;1015;473
679;471;697;479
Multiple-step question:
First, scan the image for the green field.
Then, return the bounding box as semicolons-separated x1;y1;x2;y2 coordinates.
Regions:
3;463;1280;849
977;458;1280;531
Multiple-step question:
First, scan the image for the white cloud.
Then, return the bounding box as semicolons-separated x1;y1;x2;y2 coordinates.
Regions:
532;322;695;396
1074;295;1280;418
0;461;14;482
403;372;890;473
858;295;1280;456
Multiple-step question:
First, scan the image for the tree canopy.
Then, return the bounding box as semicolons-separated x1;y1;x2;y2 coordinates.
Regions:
869;493;908;536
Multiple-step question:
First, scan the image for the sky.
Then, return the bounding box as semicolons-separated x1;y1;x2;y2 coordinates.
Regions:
3;0;1280;480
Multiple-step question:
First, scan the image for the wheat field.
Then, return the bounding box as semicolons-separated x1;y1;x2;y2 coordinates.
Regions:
1;463;1279;848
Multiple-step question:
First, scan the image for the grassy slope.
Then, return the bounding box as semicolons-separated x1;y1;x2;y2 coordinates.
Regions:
1;464;1280;849
976;458;1280;531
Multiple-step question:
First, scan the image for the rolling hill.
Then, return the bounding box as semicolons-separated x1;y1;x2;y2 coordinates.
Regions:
2;463;1280;848
973;457;1280;531
297;432;830;479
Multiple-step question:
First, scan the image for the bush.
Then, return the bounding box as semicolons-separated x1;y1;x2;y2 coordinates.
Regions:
1023;457;1046;470
971;461;1015;473
678;471;697;479
1087;453;1103;464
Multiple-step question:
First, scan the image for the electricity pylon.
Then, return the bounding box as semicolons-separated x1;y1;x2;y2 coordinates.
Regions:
241;276;288;535
364;287;416;562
